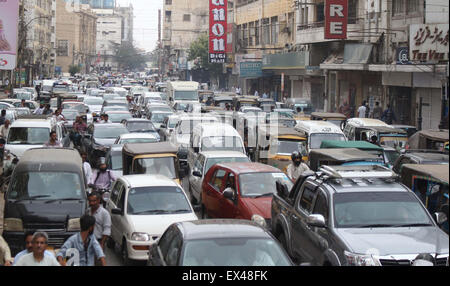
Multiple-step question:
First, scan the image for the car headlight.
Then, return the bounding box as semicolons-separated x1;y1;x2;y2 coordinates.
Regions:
344;251;381;266
131;232;151;241
251;215;267;228
67;218;81;232
4;218;24;232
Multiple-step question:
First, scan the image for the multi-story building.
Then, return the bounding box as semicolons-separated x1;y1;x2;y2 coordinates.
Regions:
56;0;97;74
162;0;210;79
116;5;134;43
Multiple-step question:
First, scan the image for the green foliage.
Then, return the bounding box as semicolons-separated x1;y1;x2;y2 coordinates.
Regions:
69;65;81;76
115;42;149;71
188;34;222;76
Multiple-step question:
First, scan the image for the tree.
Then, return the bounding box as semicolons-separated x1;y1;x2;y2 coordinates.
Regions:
69;65;81;76
114;41;149;71
188;34;223;78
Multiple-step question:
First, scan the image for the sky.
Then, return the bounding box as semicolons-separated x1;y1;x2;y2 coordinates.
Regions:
116;0;163;52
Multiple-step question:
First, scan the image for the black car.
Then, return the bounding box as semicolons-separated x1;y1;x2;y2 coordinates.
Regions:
392;150;449;174
3;148;87;255
82;123;129;164
147;220;293;266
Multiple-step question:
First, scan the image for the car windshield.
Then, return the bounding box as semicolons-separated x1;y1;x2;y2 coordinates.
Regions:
174;103;188;111
7;127;50;145
151;113;172;123
333;192;433;228
201;136;244;152
310;133;346;149
94;126;129;139
127;122;155;132
134;157;176;179
274;140;308;156
84;98;104;105
174;91;198;101
8;172;83;201
108;113;133;123
182;238;291;266
205;157;250;174
127;186;191;215
119;137;158;144
239;172;293;197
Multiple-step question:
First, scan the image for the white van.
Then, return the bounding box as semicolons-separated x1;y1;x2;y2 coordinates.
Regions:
167;81;199;107
295;120;347;153
170;114;218;148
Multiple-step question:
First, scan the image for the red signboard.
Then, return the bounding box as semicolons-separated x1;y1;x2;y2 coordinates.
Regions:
209;0;228;63
325;0;348;39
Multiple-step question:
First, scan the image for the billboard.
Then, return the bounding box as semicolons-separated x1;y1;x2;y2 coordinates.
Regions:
324;0;348;39
410;24;449;63
209;0;227;63
0;0;20;70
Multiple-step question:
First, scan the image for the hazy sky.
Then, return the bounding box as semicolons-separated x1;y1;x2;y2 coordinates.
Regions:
116;0;163;52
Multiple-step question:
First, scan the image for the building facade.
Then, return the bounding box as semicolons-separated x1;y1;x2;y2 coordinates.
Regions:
56;0;97;75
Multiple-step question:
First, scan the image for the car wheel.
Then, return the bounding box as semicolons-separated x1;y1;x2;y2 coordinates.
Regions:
122;239;132;266
106;237;115;249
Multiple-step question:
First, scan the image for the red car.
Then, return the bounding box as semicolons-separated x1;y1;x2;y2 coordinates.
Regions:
201;162;293;229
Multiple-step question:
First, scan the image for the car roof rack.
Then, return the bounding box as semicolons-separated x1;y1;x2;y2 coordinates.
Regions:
318;165;398;179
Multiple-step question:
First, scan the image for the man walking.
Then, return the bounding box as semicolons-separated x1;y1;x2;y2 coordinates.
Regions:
357;101;367;118
381;104;397;125
57;215;106;266
86;192;112;250
14;232;60;266
371;102;383;119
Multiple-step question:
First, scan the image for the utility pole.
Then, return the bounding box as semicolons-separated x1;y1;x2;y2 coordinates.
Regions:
158;9;162;81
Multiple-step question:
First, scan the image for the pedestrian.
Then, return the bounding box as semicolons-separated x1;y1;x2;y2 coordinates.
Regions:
86;192;112;250
236;86;241;95
365;101;370;118
357;101;367;118
33;103;45;115
371;101;383;119
13;231;55;266
14;232;60;266
0;119;10;138
0;234;13;266
262;91;268;99
43;131;62;148
381;104;397;125
81;151;93;183
0;109;6;125
57;215;106;266
254;90;259;97
35;84;41;99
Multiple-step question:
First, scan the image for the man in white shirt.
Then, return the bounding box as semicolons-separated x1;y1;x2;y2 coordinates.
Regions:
15;232;60;266
33;103;45;115
357;101;367;118
286;152;310;183
0;119;10;138
254;90;259;97
81;152;93;183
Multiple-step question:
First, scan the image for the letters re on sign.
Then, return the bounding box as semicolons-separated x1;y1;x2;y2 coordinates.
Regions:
209;0;227;63
325;0;348;39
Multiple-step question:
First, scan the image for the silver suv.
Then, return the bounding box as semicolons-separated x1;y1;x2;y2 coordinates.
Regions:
271;165;449;266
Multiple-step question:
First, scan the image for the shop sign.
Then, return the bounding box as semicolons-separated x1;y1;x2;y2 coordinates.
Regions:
324;0;348;39
410;24;449;63
209;0;228;63
0;0;20;70
240;61;262;78
396;47;411;65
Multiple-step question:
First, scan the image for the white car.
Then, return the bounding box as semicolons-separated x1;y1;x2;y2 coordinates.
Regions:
170;115;218;148
106;175;198;264
188;151;251;204
114;133;160;145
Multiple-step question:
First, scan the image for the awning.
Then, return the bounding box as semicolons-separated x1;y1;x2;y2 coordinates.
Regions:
320;43;373;70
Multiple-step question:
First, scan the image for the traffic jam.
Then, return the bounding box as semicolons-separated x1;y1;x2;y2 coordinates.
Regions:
0;76;448;267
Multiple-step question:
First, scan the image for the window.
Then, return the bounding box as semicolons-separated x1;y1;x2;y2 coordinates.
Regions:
348;0;357;24
117;186;126;210
165;11;172;23
225;173;236;190
255;20;260;46
183;14;191;22
165;0;172;5
243;23;248;47
406;0;420;14
165;230;182;266
392;0;405;16
316;2;325;24
158;226;176;262
262;18;270;45
271;17;278;44
57;40;68;56
298;185;316;213
110;181;123;205
210;169;226;191
313;191;329;222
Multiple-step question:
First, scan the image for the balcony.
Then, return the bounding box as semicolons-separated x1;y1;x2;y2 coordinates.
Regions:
295;22;364;44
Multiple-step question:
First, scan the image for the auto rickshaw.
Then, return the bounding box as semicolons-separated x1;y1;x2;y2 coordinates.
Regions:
122;142;188;184
311;112;347;130
308;148;384;171
199;90;214;104
232;95;259;111
213;95;234;109
353;126;408;150
400;164;449;234
407;129;449;152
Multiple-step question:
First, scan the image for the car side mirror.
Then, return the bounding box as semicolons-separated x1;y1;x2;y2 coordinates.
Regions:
223;188;236;201
193;170;202;177
434;212;447;225
111;208;123;216
276;181;289;198
306;214;326;228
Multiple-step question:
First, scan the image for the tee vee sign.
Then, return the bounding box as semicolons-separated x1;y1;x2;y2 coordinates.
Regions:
325;0;348;39
209;0;227;63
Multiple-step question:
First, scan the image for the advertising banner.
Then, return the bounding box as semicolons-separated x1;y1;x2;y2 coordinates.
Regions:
0;0;20;70
324;0;348;39
409;24;449;63
209;0;227;63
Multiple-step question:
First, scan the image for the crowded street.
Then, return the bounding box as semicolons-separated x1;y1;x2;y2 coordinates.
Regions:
0;0;449;269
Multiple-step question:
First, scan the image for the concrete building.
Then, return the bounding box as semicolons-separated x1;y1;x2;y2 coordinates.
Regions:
116;5;134;43
55;0;97;74
162;0;210;78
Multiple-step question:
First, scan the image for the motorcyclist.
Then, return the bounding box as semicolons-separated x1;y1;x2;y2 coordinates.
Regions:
71;116;87;148
88;157;117;192
286;151;310;183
